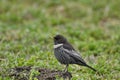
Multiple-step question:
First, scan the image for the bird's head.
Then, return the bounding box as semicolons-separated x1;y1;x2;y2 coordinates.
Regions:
54;35;67;44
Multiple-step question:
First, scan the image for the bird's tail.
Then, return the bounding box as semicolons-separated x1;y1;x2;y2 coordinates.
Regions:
85;64;96;72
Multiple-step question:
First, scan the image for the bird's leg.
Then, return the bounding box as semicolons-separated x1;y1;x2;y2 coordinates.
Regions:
64;64;69;72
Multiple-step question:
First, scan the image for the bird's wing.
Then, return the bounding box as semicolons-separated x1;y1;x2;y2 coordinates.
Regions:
62;46;87;65
63;43;75;50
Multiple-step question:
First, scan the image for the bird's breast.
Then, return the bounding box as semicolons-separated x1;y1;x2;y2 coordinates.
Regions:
54;47;70;64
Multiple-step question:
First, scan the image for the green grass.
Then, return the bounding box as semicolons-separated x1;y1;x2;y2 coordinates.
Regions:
0;0;120;80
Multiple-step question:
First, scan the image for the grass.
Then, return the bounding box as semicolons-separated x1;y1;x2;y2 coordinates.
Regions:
0;0;120;80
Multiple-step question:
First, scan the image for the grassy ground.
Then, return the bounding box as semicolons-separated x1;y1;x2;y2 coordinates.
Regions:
0;0;120;80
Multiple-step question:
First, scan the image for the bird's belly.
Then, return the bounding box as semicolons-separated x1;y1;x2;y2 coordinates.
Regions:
54;48;70;64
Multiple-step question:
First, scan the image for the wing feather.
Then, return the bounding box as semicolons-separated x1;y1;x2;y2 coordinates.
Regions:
62;47;87;65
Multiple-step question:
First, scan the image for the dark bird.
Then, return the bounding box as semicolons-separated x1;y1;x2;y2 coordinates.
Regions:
54;35;96;72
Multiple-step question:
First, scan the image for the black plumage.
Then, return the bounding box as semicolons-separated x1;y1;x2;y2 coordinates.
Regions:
54;35;96;72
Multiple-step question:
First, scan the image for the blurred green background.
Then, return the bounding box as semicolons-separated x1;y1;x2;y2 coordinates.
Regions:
0;0;120;80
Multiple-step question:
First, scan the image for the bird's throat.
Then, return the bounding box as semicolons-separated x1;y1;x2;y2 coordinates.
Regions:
54;44;63;49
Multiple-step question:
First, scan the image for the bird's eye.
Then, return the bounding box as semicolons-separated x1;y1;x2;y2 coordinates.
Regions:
55;37;59;40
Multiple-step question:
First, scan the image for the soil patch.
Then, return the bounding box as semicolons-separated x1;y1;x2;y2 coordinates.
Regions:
8;66;72;80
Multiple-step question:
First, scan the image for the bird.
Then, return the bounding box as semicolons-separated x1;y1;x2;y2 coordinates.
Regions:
53;35;96;72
